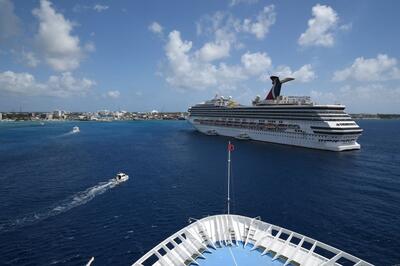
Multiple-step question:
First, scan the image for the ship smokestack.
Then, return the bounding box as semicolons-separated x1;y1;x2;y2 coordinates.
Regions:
265;76;295;100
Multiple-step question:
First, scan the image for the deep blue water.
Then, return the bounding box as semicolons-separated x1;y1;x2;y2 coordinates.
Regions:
0;120;399;265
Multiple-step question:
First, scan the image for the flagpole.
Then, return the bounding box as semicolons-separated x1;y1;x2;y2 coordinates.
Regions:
227;141;231;215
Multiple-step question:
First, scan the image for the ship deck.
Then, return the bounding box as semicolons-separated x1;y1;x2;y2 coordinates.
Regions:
192;243;287;266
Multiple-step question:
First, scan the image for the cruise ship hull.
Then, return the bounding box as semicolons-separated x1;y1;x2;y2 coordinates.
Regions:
188;118;361;151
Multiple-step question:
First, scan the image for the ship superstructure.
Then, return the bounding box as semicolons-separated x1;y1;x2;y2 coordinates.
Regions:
187;76;363;151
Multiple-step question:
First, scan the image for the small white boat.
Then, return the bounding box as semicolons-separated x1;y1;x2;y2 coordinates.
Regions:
205;129;218;135
72;126;80;133
114;172;129;183
235;133;251;140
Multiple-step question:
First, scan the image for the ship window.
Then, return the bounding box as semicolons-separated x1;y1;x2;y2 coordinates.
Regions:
336;257;357;266
174;237;182;244
256;246;266;253
279;232;289;241
271;229;279;236
166;242;174;250
314;246;336;259
142;254;159;266
158;248;167;256
301;241;313;250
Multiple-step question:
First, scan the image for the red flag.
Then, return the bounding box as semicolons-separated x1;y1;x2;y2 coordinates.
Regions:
228;142;234;151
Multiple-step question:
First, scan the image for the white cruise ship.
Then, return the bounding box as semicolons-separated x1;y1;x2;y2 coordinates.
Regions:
187;76;363;151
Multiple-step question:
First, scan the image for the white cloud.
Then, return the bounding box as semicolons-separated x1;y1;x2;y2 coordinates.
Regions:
229;0;259;7
84;42;96;52
164;30;247;90
21;50;40;67
0;71;95;97
163;30;315;91
310;90;337;104
272;64;316;82
196;11;239;52
10;48;40;67
241;5;276;39
196;5;276;51
311;84;400;113
93;4;109;12
0;0;20;41
197;41;230;62
73;4;109;13
106;90;120;99
33;0;85;71
339;23;352;31
148;21;163;34
241;52;272;75
333;54;400;82
163;30;309;91
298;4;338;47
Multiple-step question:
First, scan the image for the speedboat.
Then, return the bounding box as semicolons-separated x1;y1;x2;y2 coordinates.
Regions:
72;126;80;133
114;172;129;183
235;133;251;140
205;129;218;136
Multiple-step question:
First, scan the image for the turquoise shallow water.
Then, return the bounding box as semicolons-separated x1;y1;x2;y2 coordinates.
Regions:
0;120;399;265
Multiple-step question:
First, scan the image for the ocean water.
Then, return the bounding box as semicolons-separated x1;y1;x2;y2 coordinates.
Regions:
0;120;399;265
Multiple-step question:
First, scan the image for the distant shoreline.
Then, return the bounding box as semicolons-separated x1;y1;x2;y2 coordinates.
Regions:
1;112;400;122
0;118;186;122
350;114;400;120
0;111;187;122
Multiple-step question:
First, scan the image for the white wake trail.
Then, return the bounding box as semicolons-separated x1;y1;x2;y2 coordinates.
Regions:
0;179;119;233
60;130;78;137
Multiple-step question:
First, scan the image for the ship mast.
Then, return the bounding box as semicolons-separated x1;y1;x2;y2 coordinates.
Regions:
227;141;234;214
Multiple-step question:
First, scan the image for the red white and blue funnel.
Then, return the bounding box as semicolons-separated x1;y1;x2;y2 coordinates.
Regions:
265;76;295;100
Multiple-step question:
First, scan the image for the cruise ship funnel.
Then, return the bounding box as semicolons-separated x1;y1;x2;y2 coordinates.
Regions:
266;76;295;100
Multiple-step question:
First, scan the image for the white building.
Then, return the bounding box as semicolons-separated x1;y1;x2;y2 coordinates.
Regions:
53;110;66;119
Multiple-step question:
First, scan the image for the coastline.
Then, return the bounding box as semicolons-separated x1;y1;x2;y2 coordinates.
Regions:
2;114;400;122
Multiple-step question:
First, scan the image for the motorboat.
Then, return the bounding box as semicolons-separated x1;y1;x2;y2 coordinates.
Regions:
114;172;129;183
72;126;80;133
205;129;218;136
235;133;251;140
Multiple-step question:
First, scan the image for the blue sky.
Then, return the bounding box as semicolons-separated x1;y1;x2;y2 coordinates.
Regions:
1;0;399;113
